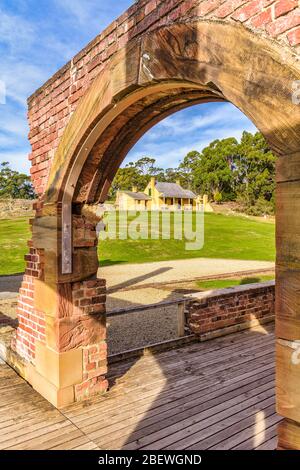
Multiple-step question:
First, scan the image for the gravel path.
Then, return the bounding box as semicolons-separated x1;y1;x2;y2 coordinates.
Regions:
101;258;274;291
0;258;274;298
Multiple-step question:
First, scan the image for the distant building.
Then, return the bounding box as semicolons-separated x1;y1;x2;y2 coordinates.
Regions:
116;187;152;211
116;178;212;211
144;178;196;210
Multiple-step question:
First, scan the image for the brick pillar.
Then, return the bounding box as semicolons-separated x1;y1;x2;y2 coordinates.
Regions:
276;152;300;450
12;203;108;407
13;245;46;362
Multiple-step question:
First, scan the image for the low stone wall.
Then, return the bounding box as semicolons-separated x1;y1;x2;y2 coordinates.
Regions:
0;199;35;219
186;281;275;336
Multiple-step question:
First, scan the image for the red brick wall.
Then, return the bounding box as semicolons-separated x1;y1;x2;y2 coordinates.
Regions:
187;281;275;335
71;279;107;399
13;247;46;362
27;0;300;195
75;342;108;401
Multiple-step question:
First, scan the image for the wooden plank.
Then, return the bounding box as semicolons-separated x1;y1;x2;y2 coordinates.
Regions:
106;332;274;392
0;420;71;449
72;365;274;431
68;359;275;437
78;372;274;440
99;382;275;449
0;409;65;438
5;425;82;450
180;398;276;451
66;342;274;425
0;324;277;450
73;441;100;450
202;409;281;450
50;435;96;450
255;436;278;450
68;333;274;417
233;421;280;450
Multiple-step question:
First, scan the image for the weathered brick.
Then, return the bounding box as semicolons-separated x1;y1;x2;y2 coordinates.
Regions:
275;0;298;18
187;283;275;335
232;0;273;22
213;0;248;18
287;25;300;44
267;7;300;36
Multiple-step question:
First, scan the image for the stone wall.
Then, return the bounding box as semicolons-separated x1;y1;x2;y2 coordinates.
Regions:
186;281;275;335
27;0;300;195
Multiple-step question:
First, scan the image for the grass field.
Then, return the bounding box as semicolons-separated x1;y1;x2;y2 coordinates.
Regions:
100;212;275;266
0;218;31;276
0;212;275;276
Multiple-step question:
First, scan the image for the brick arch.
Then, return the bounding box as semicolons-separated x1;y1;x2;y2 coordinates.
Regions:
10;1;300;450
46;21;299;208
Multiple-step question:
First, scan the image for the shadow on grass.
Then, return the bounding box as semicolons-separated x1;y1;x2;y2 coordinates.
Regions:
240;277;261;285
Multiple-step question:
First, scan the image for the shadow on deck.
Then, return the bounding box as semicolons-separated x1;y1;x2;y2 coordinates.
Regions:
0;323;279;450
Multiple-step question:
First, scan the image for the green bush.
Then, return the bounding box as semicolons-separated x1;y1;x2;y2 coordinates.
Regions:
236;193;274;216
214;191;223;204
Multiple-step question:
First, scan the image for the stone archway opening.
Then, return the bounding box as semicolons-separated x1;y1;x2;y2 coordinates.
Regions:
6;13;300;450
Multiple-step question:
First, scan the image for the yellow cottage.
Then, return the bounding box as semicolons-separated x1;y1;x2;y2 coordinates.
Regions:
116;178;213;211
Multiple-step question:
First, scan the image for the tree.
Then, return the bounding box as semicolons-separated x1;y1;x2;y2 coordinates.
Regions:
109;165;141;196
164;167;182;184
235;131;275;206
178;151;201;189
108;131;276;215
192;138;239;200
0;162;35;199
109;157;164;198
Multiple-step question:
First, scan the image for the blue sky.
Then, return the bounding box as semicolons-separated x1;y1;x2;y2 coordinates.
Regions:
0;0;257;174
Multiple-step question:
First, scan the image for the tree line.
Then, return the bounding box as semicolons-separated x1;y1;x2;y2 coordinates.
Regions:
111;131;276;215
0;162;35;199
0;131;276;215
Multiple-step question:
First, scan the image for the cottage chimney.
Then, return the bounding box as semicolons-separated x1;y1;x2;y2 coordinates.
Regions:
176;179;181;186
132;186;138;193
150;177;156;194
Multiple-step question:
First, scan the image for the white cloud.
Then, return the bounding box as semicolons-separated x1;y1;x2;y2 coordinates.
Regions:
0;61;48;105
0;149;31;173
0;106;28;136
0;8;35;54
146;103;254;140
54;0;131;32
126;103;257;169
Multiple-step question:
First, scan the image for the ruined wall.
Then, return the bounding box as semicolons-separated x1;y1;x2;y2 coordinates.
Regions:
187;281;275;335
0;199;35;219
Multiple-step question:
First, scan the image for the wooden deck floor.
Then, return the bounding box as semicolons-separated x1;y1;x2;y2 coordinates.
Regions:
0;323;280;450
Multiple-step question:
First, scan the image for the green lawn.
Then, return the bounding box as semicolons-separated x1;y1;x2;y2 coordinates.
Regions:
195;274;274;291
100;212;275;266
0;212;275;275
0;218;31;275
